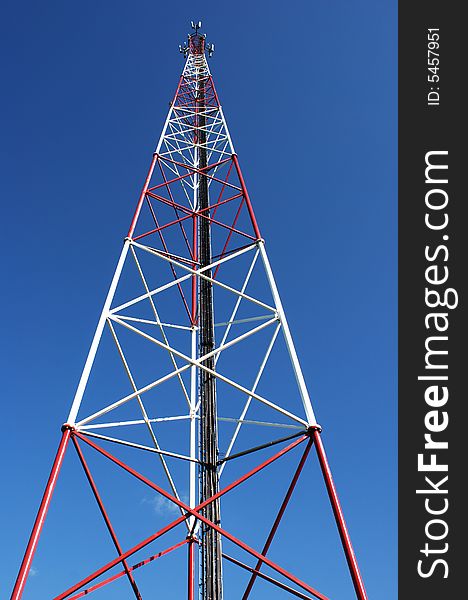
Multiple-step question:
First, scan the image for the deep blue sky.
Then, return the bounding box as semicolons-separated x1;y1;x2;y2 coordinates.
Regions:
0;1;397;598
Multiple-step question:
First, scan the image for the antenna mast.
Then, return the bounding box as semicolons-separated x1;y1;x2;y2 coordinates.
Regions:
11;22;368;600
190;22;223;600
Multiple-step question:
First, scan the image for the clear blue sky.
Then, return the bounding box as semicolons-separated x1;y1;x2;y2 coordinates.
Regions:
0;1;397;598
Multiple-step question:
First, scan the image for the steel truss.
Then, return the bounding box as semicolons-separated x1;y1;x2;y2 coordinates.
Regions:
12;26;368;600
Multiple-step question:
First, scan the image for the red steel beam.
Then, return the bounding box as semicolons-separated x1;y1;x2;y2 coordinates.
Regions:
157;159;193;257
54;433;308;599
312;429;368;600
71;436;142;600
134;191;243;242
67;539;188;600
11;428;71;600
208;75;221;107
146;190;195;215
144;196;192;322
126;71;184;239
148;156;232;192
127;153;159;239
213;198;245;279
224;553;314;600
232;154;261;240
172;75;184;105
197;210;256;241
242;436;313;599
145;190;244;223
154;158;241;193
210;159;235;219
76;431;307;524
67;433;328;600
54;517;188;600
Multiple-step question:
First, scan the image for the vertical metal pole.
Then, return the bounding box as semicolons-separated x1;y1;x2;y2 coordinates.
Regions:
189;325;197;530
188;538;195;600
194;34;223;600
312;429;368;600
11;429;71;600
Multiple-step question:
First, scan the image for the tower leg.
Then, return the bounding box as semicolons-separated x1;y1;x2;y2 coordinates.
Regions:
312;429;368;600
11;428;71;600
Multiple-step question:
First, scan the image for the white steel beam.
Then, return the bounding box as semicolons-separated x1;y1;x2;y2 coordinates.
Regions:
66;240;130;425
76;315;278;427
258;241;317;426
189;326;197;528
110;315;306;426
80;415;191;430
219;323;281;477
107;320;187;524
130;245;191;408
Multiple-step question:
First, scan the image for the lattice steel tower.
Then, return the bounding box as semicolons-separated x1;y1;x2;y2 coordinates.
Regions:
12;23;368;600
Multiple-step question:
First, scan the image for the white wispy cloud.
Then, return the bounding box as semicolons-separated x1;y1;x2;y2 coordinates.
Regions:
141;493;188;516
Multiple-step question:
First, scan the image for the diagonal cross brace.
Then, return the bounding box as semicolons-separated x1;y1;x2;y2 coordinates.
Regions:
67;540;188;600
71;436;143;600
55;432;328;600
242;436;314;598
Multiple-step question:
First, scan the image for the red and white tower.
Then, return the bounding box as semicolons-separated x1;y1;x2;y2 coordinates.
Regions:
12;23;368;600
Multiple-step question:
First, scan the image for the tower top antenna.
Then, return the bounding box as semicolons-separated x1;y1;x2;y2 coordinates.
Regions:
191;20;202;33
179;21;214;58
